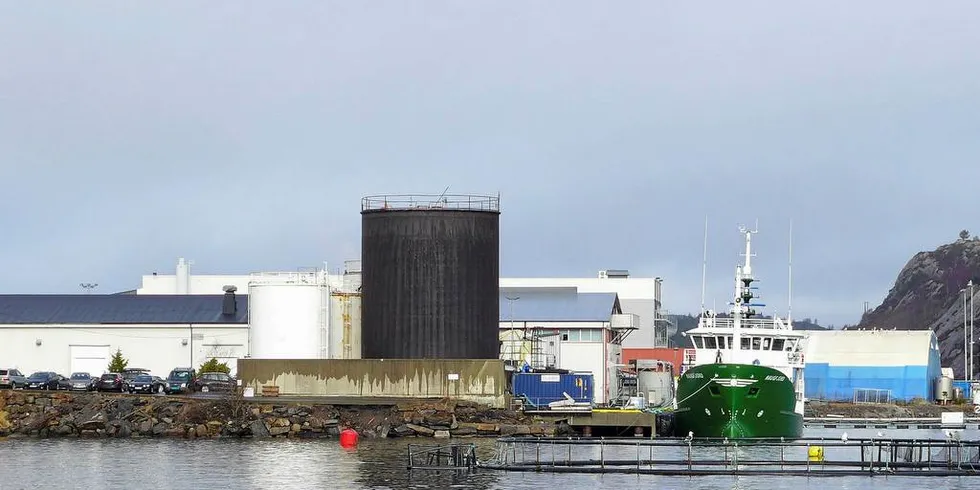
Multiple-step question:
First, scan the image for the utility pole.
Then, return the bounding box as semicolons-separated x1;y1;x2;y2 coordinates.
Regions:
970;280;975;381
964;286;969;381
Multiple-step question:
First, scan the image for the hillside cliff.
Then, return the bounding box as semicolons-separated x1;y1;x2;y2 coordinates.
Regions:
856;235;980;378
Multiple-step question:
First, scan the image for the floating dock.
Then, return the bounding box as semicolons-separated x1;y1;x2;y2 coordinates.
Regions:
479;436;980;476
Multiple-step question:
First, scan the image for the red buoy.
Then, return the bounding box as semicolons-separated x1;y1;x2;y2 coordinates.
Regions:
339;428;359;448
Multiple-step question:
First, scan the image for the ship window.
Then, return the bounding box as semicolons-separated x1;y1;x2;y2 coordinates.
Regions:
786;339;796;351
771;338;785;351
717;336;726;349
763;337;772;350
692;336;704;349
741;337;750;350
704;336;717;349
751;337;761;350
708;385;720;396
727;336;733;349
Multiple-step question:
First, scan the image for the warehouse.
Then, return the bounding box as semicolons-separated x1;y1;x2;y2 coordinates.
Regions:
803;329;942;402
0;292;248;379
498;289;637;405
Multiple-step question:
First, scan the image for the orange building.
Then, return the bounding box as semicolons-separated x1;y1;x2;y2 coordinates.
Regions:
622;347;684;373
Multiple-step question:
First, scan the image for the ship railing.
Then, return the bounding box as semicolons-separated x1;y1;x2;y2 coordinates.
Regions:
683;349;697;365
787;352;805;365
697;317;793;330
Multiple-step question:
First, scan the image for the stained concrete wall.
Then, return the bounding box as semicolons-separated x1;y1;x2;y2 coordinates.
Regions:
237;359;507;408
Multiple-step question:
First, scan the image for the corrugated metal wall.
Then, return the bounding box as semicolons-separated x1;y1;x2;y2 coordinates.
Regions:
361;208;500;359
512;372;593;407
804;330;942;401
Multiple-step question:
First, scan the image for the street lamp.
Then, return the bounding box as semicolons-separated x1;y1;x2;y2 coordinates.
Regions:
505;295;520;366
970;280;975;381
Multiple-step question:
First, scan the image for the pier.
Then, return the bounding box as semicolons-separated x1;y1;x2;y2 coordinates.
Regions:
478;436;980;476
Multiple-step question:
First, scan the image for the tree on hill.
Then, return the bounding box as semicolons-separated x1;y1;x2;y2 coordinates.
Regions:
107;348;128;373
198;357;231;374
960;229;970;240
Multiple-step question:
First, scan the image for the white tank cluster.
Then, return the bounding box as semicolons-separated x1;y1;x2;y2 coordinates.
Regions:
247;261;362;360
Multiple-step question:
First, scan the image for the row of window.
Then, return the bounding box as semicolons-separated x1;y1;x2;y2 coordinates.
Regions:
690;335;800;352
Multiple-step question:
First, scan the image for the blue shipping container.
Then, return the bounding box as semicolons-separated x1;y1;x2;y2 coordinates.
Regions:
512;372;593;408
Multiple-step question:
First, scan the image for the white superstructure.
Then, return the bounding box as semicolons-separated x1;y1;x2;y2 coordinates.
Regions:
681;226;807;413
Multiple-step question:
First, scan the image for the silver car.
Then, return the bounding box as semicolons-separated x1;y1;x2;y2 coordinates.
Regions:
68;372;95;391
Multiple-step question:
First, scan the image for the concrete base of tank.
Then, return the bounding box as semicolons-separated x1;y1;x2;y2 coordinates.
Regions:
237;358;508;408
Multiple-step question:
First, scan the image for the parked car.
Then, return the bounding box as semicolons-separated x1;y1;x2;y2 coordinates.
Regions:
67;372;96;391
0;368;27;389
55;374;72;391
121;368;151;382
98;372;126;392
25;372;65;390
166;367;196;394
128;374;167;395
191;372;236;393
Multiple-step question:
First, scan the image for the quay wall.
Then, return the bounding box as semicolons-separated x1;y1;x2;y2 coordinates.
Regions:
237;359;508;408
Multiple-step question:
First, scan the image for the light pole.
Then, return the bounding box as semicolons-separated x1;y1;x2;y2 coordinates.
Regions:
505;295;520;366
964;286;969;380
966;279;974;381
79;283;98;294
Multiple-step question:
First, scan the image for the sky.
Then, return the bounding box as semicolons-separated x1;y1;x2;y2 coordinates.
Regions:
1;2;979;328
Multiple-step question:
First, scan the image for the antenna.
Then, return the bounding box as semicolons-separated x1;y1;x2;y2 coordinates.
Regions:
436;185;451;205
700;216;708;314
788;219;794;324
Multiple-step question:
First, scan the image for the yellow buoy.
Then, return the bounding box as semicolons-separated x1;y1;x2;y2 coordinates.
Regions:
807;445;824;462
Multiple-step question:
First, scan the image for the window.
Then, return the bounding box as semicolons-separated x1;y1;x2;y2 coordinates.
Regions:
704;336;717;349
763;337;772;350
741;337;750;350
727;336;733;349
717;336;727;349
693;336;704;349
751;337;761;350
771;338;785;351
786;339;797;351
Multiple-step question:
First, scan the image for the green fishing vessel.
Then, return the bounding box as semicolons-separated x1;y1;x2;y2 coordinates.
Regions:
675;224;806;439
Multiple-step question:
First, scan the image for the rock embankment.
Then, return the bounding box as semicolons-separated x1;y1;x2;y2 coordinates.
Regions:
806;400;971;419
0;391;557;439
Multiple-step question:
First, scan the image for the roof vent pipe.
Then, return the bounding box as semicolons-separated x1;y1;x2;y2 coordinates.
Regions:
222;285;237;316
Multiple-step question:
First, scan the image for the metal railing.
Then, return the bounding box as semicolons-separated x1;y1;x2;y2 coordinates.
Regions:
854;388;893;404
361;194;500;212
698;317;796;330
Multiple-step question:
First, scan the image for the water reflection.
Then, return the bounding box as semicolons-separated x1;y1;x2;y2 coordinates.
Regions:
0;427;974;489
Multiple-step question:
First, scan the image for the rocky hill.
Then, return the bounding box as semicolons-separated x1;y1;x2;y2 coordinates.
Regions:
855;234;980;378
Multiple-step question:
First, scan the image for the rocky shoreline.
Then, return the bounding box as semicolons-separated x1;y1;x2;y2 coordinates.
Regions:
805;400;973;418
0;391;559;440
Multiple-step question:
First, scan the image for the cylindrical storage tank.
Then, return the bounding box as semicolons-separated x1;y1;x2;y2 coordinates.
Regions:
329;292;362;359
248;276;328;359
936;376;953;402
361;194;500;359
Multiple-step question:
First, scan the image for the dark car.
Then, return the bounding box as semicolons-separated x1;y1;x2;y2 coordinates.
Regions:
98;372;126;392
191;372;236;393
0;368;27;389
166;368;196;394
25;372;64;390
67;372;95;391
128;374;167;394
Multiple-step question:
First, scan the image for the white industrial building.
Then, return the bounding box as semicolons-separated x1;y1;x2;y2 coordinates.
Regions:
498;289;637;405
0;293;248;378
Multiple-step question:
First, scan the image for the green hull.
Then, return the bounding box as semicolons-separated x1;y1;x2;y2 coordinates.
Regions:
674;363;803;439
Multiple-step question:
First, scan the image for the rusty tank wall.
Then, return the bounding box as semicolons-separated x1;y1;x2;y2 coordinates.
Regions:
360;203;500;359
237;358;507;407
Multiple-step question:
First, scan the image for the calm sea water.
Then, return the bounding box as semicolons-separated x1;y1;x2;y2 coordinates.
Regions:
0;428;977;489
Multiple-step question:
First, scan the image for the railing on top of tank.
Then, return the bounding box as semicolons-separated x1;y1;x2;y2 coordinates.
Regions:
247;271;326;285
361;194;500;212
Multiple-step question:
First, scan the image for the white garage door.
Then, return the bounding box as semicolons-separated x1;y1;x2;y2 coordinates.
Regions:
71;345;109;377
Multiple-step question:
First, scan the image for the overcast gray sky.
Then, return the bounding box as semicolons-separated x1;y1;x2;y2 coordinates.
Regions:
2;2;978;327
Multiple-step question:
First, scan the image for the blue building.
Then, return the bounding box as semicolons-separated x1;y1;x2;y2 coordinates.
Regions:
803;329;942;402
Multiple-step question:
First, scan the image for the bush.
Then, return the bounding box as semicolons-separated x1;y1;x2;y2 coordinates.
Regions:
198;358;231;374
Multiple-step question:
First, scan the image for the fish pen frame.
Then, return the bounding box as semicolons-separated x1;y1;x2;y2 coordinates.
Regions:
480;436;980;477
407;443;479;471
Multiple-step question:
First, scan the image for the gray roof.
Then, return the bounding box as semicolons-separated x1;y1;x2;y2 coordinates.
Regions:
0;295;248;324
499;291;621;322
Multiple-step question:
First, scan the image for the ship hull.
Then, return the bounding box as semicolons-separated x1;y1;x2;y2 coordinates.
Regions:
674;363;802;439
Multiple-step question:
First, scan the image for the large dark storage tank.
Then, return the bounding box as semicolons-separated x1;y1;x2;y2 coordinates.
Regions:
361;194;500;359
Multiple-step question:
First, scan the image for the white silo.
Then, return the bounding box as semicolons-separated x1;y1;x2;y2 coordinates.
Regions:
248;272;330;359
